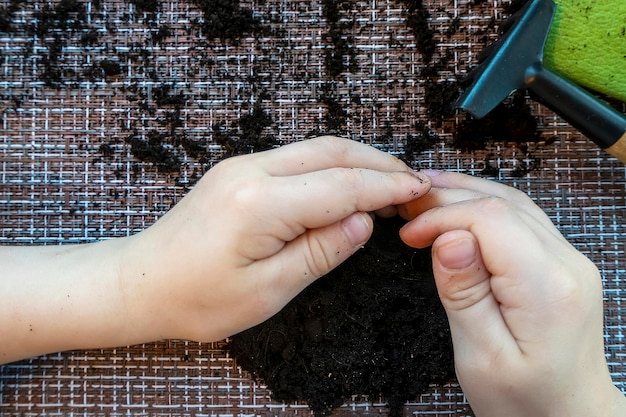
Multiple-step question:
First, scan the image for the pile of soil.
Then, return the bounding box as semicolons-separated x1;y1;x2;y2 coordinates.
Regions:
227;217;455;416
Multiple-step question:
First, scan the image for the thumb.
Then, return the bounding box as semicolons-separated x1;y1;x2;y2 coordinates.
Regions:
301;211;374;278
263;212;373;295
431;230;515;362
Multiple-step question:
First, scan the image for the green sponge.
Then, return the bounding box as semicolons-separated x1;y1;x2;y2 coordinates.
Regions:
543;0;626;102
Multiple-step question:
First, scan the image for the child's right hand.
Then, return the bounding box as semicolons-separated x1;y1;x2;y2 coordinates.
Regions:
398;171;625;417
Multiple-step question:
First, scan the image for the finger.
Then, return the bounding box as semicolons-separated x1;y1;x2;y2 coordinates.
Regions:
401;194;568;251
430;230;519;364
400;197;576;343
424;170;538;208
250;136;411;176
400;197;560;270
254;212;373;304
398;187;484;220
399;197;566;305
263;168;430;234
399;187;560;239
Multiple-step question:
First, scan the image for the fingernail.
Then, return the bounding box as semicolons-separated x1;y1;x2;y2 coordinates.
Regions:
342;212;372;246
436;237;477;270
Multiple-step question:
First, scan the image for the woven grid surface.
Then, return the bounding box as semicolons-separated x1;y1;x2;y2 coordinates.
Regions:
0;0;625;415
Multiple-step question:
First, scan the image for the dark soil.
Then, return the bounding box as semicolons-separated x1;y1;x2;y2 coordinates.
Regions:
0;0;20;33
423;80;460;123
321;0;357;77
130;0;160;14
125;130;182;173
99;59;122;76
227;217;454;417
320;84;349;135
29;0;88;87
402;0;436;63
213;104;277;158
192;0;262;42
453;91;540;152
404;123;440;162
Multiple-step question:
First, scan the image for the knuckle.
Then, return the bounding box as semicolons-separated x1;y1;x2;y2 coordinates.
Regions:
316;135;358;163
575;256;603;299
211;153;242;173
317;135;348;152
304;234;336;278
315;135;342;144
511;190;535;206
442;278;491;309
334;167;366;194
547;254;601;316
477;195;514;216
229;178;268;209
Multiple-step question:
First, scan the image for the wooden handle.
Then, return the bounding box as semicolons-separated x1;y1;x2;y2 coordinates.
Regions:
604;131;626;164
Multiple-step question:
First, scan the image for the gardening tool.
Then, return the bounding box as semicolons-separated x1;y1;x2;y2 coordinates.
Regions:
455;0;626;163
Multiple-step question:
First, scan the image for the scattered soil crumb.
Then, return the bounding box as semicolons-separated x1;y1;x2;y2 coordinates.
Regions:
401;0;436;63
214;105;276;158
192;0;262;41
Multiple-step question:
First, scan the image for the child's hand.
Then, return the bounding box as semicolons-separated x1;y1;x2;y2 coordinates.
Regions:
399;171;624;417
0;136;430;364
122;136;431;343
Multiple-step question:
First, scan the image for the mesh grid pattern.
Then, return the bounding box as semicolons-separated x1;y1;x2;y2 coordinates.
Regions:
0;0;625;415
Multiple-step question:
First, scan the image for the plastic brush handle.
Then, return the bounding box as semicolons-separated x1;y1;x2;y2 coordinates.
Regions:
525;63;626;163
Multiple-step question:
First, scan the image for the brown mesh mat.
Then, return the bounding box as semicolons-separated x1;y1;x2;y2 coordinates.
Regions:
1;0;625;415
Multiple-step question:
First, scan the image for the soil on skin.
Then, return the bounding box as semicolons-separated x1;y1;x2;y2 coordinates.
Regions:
227;217;455;417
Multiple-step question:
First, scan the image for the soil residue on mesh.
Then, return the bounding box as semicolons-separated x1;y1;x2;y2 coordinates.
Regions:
213;104;277;158
414;0;542;175
402;0;436;63
1;0;543;176
227;217;454;417
191;0;262;42
321;0;357;78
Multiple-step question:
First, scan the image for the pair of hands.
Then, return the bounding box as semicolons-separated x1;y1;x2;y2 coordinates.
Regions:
1;136;622;416
128;136;620;416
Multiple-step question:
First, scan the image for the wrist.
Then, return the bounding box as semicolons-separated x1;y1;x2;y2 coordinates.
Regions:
0;238;137;363
550;369;623;417
116;226;189;343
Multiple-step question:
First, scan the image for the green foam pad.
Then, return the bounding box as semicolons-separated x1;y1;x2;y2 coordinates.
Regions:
543;0;626;102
